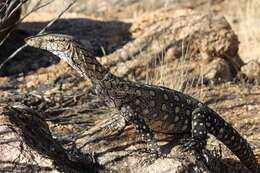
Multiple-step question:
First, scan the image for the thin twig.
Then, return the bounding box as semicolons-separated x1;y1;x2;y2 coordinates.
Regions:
1;0;23;29
6;0;22;19
8;1;29;17
38;0;77;34
0;0;78;71
0;0;52;41
0;0;52;49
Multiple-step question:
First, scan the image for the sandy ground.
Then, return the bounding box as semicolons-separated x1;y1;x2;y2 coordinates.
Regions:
0;0;259;171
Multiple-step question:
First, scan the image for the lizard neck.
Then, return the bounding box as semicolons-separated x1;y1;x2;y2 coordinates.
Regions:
63;43;115;85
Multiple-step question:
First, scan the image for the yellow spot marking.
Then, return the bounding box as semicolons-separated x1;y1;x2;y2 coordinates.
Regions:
143;109;149;115
175;107;180;113
163;114;169;120
150;90;155;96
136;90;141;96
163;94;169;100
219;128;224;134
169;124;175;130
162;104;167;111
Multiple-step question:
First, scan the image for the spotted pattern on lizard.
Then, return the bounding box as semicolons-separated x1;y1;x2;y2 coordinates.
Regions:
25;34;259;173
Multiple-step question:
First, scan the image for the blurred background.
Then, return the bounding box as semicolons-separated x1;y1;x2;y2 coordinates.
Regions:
20;0;260;63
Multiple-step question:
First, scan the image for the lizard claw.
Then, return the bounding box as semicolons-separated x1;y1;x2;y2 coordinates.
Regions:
181;138;208;165
157;149;169;159
181;138;204;152
140;157;156;167
139;150;160;167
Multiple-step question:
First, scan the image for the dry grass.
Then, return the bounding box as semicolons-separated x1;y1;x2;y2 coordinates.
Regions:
141;0;260;102
145;39;207;102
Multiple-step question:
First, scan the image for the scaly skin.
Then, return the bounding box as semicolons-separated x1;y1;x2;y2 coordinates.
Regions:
25;33;259;172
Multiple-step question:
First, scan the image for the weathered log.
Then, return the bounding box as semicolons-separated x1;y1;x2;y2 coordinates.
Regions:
0;104;97;173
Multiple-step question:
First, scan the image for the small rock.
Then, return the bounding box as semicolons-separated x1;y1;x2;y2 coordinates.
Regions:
203;58;232;82
241;60;260;81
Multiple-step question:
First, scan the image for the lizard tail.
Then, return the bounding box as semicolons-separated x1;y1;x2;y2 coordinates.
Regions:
208;112;259;173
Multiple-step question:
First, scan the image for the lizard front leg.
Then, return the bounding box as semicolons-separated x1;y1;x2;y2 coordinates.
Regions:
120;105;160;165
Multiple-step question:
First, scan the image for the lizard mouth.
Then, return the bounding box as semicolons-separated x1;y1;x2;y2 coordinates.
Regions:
25;33;77;46
24;32;50;41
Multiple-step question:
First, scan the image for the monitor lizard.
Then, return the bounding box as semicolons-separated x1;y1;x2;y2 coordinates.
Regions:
25;33;259;172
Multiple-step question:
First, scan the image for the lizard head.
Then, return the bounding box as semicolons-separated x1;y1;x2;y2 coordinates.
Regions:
24;33;106;80
25;33;81;66
25;33;76;50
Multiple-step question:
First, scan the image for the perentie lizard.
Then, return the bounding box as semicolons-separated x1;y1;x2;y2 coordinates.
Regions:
25;33;259;173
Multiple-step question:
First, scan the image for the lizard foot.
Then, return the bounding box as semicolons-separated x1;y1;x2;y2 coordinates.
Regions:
140;150;171;166
181;139;210;171
139;152;158;167
181;138;205;152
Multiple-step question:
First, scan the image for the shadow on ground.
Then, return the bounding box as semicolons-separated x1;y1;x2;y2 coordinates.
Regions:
0;18;132;76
